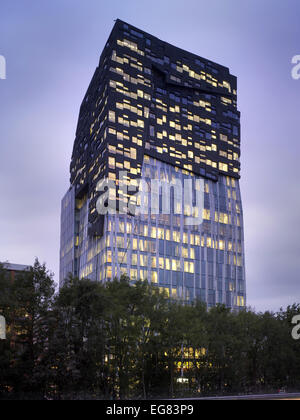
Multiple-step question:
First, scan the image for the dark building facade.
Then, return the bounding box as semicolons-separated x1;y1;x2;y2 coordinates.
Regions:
60;20;246;309
0;263;30;341
2;263;30;281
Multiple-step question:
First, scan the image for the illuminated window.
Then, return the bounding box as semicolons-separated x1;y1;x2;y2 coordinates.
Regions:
219;240;225;250
173;231;180;242
183;233;188;244
182;248;189;258
237;296;245;307
106;266;112;279
189;262;194;274
151;257;156;269
223;80;232;93
172;259;180;271
140;255;147;266
108;157;115;168
158;228;164;239
160;287;170;297
184;261;189;272
131;253;138;266
219;162;228;172
130;147;137;159
203;209;210;220
109;111;115;122
151;271;158;284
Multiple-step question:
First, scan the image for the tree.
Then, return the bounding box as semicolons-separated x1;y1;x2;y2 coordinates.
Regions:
2;261;300;399
0;260;56;399
0;264;15;395
48;275;107;399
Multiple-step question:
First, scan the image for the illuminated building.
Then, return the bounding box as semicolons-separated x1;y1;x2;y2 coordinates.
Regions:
60;20;246;309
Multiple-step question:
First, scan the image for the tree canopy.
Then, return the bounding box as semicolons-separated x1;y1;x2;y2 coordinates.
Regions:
0;261;300;400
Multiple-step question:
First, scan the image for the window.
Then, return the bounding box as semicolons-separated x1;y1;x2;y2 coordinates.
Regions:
130;147;137;159
182;248;188;258
108;157;115;168
173;231;180;242
203;209;210;220
237;296;245;307
158;228;164;239
140;255;147;267
118;252;125;264
219;162;228;172
131;254;138;266
109;111;115;122
151;271;158;283
172;259;180;271
138;119;144;128
106;266;112;279
151;257;157;269
116;236;125;248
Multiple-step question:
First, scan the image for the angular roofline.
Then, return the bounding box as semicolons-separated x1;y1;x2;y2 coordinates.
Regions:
113;19;233;76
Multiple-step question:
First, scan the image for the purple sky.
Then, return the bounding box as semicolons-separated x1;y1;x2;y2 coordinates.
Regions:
0;0;300;312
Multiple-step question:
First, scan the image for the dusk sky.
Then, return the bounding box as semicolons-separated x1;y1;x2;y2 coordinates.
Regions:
0;0;299;312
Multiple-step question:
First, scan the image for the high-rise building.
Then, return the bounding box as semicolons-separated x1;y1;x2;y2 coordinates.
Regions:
60;20;246;309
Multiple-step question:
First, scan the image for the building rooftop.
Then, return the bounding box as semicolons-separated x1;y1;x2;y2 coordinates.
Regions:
2;263;31;272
